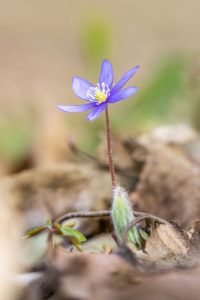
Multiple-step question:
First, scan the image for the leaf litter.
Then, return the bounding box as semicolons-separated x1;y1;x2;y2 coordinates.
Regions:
1;126;200;299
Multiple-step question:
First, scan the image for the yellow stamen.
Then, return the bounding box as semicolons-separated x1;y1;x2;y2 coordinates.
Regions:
95;89;107;102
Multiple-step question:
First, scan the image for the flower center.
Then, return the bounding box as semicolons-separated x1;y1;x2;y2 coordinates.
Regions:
95;89;107;102
86;82;110;104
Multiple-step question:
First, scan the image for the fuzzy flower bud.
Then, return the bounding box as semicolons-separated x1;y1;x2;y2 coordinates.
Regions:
111;186;141;248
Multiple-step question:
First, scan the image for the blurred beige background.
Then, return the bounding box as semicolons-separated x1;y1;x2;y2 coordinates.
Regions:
0;3;200;299
0;0;199;108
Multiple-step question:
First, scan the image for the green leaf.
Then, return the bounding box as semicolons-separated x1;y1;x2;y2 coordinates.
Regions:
23;226;46;239
112;186;141;248
64;220;77;228
138;228;149;241
74;243;83;252
67;236;83;252
61;226;87;243
45;218;52;229
55;223;62;232
61;225;86;251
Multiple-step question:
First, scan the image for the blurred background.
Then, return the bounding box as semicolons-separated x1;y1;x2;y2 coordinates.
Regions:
0;0;200;175
1;2;200;299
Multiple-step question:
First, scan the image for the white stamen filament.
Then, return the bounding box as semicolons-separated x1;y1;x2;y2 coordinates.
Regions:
86;82;110;104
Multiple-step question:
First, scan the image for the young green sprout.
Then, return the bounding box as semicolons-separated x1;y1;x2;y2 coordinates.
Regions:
24;219;87;252
112;186;141;248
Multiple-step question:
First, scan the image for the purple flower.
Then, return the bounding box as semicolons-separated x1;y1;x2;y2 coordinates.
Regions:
56;60;139;121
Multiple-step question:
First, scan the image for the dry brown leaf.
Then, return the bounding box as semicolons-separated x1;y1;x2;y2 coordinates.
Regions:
135;143;200;227
97;131;200;229
2;127;200;300
0;162;112;236
16;203;200;300
120;217;200;273
97;133;133;171
19;238;200;300
20;249;141;300
145;223;189;257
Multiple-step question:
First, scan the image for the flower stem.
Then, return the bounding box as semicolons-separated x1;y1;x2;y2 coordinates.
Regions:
54;210;110;225
105;107;117;188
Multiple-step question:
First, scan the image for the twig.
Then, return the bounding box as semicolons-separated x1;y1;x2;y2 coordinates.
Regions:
67;137;97;162
53;209;169;228
122;214;169;245
54;210;111;225
134;212;170;224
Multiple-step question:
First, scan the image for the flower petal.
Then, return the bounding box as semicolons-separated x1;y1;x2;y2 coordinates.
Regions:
99;60;114;89
108;87;138;103
72;77;94;101
85;102;108;121
56;102;96;113
110;66;139;95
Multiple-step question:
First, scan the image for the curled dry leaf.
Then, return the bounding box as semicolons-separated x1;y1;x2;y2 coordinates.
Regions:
145;223;189;257
134;143;200;227
126;219;200;271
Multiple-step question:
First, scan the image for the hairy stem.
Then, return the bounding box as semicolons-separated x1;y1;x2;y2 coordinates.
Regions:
105;107;117;188
122;214;169;245
53;209;169;228
54;210;111;225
